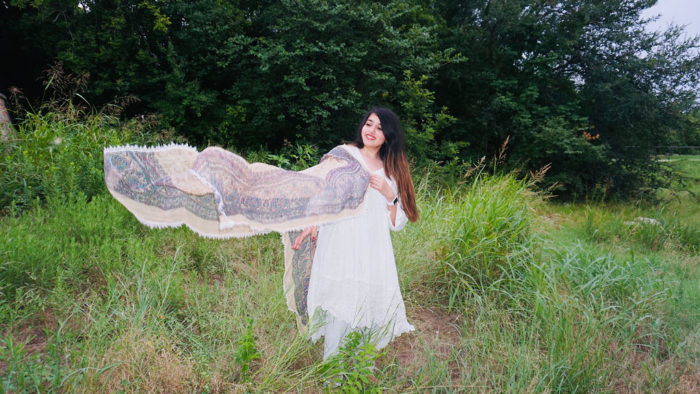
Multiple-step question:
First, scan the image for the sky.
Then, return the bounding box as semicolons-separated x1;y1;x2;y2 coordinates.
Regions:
641;0;700;40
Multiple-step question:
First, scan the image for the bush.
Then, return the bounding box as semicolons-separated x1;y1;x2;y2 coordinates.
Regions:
244;142;321;171
0;109;152;214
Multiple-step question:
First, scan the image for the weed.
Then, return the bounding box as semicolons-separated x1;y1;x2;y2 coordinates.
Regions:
234;318;261;382
320;331;381;393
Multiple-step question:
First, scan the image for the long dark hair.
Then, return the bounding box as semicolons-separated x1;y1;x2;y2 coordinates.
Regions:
353;107;418;222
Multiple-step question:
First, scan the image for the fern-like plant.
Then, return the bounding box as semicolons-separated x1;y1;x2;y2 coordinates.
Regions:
233;318;261;382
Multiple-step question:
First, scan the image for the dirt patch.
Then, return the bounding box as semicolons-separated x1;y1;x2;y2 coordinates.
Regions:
381;305;463;383
18;325;49;357
0;308;57;374
0;326;49;376
206;273;225;285
608;332;700;394
676;367;700;393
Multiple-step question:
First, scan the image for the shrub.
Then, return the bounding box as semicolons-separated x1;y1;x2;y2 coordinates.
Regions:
0;109;152;214
245;142;321;171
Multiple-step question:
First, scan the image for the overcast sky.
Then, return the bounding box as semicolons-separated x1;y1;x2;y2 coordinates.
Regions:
641;0;700;40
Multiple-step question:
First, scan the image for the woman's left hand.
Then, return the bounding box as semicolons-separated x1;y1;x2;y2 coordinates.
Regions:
369;174;394;202
292;226;317;250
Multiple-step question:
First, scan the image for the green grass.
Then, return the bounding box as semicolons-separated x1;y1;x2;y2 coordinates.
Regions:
1;114;698;391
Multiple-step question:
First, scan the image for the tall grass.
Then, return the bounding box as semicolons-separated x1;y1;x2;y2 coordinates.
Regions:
579;206;699;253
0;192;293;391
436;172;539;308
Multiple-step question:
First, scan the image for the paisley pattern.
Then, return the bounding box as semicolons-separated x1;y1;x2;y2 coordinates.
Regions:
283;229;317;328
104;144;369;237
108;149;219;222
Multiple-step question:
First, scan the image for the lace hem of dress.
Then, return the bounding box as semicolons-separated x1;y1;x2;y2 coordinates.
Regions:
308;306;415;351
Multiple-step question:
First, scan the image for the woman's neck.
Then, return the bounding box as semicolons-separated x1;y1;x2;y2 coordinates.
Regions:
360;145;380;160
359;145;383;170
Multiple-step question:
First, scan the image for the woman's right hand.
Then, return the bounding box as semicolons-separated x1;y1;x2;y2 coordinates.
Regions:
292;226;317;250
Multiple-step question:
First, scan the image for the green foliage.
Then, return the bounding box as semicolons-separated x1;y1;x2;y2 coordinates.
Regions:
3;0;455;153
513;116;609;199
233;318;261;382
0;316;99;392
5;0;699;197
319;331;380;393
0;109;151;214
489;238;673;391
0;194;136;297
398;70;458;165
268;142;321;171
682;108;700;148
1;336;53;392
0;190;286;391
218;0;456;151
433;0;700;198
580;206;699;253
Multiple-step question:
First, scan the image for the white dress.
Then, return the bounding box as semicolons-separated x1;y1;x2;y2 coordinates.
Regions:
306;145;415;359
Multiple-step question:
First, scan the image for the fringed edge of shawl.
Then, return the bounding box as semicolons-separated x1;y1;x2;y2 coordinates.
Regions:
127;206;366;240
104;142;199;154
127;214;273;239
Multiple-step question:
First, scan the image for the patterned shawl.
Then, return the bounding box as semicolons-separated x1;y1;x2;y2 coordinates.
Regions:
104;144;370;329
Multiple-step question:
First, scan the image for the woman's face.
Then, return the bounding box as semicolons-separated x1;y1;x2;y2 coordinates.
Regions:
361;113;386;148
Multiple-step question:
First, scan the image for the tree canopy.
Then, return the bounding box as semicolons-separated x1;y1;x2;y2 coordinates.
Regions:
2;0;698;198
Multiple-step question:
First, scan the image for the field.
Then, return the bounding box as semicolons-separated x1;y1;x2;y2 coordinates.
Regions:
0;113;698;392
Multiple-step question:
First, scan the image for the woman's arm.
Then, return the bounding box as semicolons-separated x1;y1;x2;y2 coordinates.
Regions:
388;200;408;231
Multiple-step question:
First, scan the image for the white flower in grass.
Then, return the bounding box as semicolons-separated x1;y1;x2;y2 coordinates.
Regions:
52;137;63;145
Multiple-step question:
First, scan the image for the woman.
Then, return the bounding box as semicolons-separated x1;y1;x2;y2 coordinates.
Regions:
292;107;419;359
104;106;417;360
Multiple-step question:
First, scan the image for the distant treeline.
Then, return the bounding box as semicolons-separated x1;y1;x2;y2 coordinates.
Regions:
2;0;699;198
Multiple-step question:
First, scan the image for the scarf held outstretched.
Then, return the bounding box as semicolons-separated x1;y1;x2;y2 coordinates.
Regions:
104;144;370;329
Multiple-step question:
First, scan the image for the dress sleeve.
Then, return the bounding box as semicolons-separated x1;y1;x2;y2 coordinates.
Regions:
387;176;408;231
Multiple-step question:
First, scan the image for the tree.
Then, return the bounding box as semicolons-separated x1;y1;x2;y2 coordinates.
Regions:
2;0;455;155
432;0;700;198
